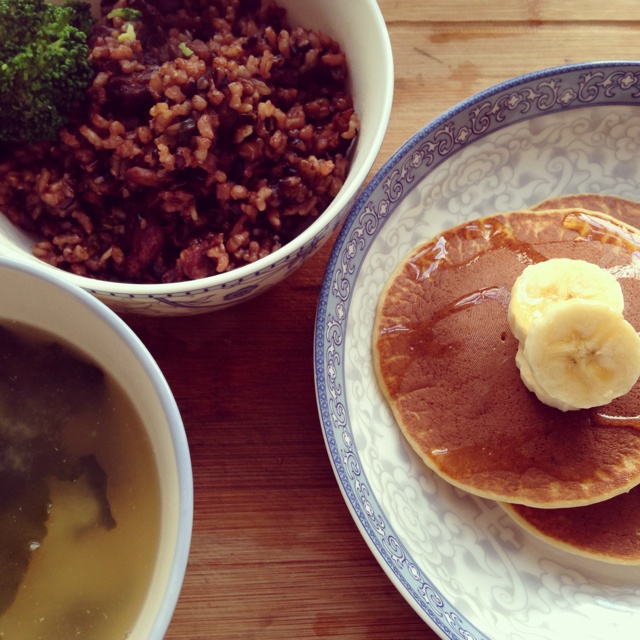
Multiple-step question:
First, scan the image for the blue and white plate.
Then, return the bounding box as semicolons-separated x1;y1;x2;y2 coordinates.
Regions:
314;61;640;640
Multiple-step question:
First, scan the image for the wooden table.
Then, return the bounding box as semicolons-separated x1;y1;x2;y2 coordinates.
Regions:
123;2;640;638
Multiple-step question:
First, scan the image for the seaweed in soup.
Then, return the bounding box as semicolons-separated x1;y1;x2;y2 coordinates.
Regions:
0;325;116;614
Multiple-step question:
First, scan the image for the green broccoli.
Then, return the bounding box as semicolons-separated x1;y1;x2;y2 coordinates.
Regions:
65;0;98;35
0;0;96;144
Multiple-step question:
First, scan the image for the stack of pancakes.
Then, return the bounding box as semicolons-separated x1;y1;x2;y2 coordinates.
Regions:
373;194;640;564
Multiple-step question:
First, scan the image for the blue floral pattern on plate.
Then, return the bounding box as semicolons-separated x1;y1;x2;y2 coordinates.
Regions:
315;62;640;640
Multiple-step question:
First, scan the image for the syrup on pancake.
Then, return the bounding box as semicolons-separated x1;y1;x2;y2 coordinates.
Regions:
374;207;640;509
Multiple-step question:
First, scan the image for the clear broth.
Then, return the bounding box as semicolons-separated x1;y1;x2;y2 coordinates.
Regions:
0;320;161;639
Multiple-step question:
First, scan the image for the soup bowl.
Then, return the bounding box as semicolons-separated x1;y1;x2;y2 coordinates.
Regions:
0;257;193;639
0;0;394;316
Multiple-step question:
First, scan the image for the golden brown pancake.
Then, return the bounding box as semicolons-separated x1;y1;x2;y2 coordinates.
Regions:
532;193;640;229
501;489;640;564
373;207;640;508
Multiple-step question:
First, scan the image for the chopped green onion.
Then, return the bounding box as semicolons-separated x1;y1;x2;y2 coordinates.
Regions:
117;22;136;42
179;42;194;57
107;8;142;21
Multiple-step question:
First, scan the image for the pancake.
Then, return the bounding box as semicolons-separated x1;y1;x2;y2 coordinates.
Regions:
373;207;640;508
531;193;640;229
501;488;640;564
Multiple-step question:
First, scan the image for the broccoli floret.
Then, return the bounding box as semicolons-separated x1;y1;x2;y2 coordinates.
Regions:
65;0;97;35
0;0;96;144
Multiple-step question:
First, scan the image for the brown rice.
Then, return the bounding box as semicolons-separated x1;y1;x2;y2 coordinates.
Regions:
0;0;359;283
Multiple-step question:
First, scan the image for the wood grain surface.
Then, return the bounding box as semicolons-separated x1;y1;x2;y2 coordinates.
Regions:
124;2;640;638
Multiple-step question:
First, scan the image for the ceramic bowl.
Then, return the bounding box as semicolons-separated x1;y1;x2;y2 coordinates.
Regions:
315;61;640;640
0;257;193;638
0;0;393;315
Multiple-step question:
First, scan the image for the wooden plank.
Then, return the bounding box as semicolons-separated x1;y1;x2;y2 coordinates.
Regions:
378;0;640;23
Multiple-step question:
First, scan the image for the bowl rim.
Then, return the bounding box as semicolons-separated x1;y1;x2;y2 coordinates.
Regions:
0;255;194;638
9;0;394;297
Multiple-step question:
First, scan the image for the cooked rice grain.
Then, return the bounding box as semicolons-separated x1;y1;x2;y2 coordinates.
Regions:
0;0;359;283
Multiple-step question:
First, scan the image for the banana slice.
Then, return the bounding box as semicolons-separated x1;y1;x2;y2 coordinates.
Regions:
508;258;624;342
522;298;640;411
515;345;574;411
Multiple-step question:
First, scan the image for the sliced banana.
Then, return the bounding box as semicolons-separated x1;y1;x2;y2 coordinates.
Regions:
508;258;624;343
522;298;640;411
515;345;574;411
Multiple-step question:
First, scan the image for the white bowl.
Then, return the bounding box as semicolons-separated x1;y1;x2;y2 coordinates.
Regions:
0;0;393;315
0;257;193;638
315;61;640;640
